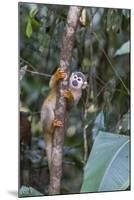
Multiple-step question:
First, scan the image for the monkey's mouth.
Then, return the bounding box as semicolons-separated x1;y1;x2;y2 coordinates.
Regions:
72;80;78;87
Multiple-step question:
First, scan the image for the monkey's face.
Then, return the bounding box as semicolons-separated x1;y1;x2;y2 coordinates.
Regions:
69;72;87;90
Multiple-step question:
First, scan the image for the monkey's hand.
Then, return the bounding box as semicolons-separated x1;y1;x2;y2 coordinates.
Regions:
49;68;66;88
55;68;66;81
52;119;63;127
63;89;74;102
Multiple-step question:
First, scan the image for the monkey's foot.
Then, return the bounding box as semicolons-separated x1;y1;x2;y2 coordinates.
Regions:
63;89;74;101
55;68;66;80
52;119;63;127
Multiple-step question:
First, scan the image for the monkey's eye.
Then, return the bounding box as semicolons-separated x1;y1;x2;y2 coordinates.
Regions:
74;75;77;79
78;77;82;81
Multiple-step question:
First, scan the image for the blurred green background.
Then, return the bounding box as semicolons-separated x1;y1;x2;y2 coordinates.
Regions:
19;3;130;197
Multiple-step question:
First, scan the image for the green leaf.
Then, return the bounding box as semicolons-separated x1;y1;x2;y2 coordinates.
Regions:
30;7;38;18
114;41;130;56
106;9;122;33
19;186;43;197
32;18;41;27
80;8;86;26
26;18;32;38
81;131;130;192
92;111;105;140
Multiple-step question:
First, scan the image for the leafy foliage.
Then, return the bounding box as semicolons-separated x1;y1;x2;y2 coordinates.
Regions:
19;186;43;197
81;131;130;192
26;18;33;38
114;41;130;56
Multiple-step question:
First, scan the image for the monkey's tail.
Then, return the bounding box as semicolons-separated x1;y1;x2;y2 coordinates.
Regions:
44;131;53;171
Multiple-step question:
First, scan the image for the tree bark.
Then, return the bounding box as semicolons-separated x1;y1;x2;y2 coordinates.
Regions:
49;6;82;195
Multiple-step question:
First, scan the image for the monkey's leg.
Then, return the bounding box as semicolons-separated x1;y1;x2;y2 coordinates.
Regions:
45;120;63;171
41;106;54;171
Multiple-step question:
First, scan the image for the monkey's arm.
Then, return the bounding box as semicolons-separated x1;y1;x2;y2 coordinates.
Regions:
63;89;74;102
49;68;65;89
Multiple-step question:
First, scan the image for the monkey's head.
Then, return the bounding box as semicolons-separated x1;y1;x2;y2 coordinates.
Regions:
69;72;87;90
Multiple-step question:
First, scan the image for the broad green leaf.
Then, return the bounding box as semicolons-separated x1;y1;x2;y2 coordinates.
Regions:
19;186;43;197
32;18;41;27
92;111;105;140
114;41;130;56
81;131;130;192
30;7;38;18
26;18;32;38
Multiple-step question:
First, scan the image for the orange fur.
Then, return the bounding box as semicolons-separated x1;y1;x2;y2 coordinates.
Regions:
41;68;65;170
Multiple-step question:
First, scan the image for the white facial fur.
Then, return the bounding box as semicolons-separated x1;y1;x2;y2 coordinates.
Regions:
69;72;87;90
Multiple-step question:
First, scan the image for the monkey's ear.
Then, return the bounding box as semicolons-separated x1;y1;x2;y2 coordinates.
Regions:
82;81;88;89
71;72;75;76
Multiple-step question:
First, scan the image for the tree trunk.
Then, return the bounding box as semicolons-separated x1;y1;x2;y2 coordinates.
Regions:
49;6;82;195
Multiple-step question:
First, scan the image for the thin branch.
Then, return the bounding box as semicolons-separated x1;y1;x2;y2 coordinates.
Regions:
23;68;51;78
20;58;51;78
95;84;107;99
20;57;36;70
94;73;105;85
83;124;88;164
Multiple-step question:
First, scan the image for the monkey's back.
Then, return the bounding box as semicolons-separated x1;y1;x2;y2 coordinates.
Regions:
41;88;57;133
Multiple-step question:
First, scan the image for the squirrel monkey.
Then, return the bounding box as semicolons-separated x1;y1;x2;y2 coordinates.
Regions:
41;68;87;170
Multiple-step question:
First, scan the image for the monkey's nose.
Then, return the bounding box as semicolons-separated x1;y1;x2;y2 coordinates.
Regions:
72;80;78;87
